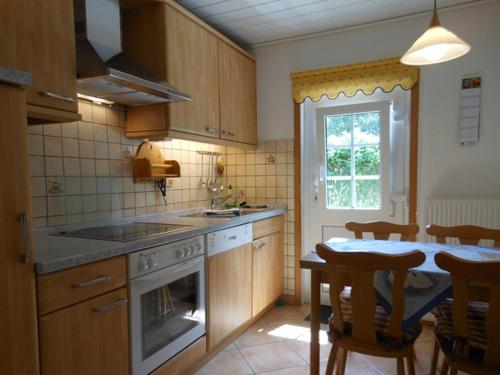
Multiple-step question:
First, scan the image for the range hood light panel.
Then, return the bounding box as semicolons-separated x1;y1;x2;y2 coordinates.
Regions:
77;93;114;105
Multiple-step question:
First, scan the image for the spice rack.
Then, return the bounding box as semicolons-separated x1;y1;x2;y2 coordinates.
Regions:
133;141;180;182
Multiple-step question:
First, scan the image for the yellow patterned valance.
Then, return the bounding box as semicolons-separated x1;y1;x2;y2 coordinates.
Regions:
290;57;419;103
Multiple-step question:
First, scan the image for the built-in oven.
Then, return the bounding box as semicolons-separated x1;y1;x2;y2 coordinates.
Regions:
128;235;205;375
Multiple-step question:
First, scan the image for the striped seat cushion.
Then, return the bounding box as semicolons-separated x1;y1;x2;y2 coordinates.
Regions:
330;299;422;343
433;298;488;351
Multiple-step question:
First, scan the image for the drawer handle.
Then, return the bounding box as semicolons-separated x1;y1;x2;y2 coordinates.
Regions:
18;213;31;264
72;275;111;289
222;130;235;137
205;127;218;134
38;91;75;103
92;298;128;313
227;235;237;241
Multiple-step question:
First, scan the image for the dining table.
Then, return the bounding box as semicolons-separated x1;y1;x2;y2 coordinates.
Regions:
300;237;500;375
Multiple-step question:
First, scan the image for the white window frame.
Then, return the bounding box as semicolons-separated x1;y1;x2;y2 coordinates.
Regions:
316;101;391;211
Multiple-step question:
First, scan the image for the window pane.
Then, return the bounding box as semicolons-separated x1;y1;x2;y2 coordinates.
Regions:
353;112;380;144
327;179;351;208
326;115;351;146
354;146;380;176
355;179;380;208
327;148;351;176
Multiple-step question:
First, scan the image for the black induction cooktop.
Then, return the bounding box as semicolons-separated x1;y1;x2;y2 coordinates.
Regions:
53;222;195;242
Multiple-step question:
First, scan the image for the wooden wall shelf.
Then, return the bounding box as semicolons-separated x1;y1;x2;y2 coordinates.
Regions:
133;141;181;182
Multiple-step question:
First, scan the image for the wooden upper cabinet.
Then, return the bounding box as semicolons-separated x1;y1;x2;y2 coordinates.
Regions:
165;5;220;138
218;41;257;145
124;2;220;139
0;0;79;122
124;1;257;147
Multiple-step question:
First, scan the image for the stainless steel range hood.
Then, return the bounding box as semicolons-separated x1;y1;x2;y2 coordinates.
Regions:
74;0;190;106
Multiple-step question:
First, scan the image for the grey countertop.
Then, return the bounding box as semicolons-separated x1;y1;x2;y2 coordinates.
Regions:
34;206;287;274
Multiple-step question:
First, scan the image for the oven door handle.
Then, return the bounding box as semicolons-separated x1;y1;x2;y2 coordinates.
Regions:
129;255;204;289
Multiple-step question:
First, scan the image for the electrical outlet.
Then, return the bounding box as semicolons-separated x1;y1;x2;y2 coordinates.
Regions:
165;179;173;188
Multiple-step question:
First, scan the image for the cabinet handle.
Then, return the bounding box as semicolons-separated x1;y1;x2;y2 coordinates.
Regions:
258;242;266;249
205;127;218;134
18;213;30;264
72;275;111;289
227;235;237;241
222;130;235;137
92;298;128;313
38;91;75;103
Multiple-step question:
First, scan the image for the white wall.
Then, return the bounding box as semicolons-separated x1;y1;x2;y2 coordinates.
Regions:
255;1;500;233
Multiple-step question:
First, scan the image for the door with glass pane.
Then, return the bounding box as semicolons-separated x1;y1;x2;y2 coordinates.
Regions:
130;256;206;375
315;102;396;241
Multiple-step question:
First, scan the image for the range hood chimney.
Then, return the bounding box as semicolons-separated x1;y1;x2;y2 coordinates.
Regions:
74;0;190;106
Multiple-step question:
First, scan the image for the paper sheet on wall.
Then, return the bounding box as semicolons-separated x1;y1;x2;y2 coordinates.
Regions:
459;76;481;146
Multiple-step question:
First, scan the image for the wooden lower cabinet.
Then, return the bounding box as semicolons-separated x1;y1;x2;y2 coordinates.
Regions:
39;287;129;375
252;232;284;316
207;244;252;350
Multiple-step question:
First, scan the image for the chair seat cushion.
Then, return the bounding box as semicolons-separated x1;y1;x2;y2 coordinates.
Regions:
330;299;422;343
433;298;488;355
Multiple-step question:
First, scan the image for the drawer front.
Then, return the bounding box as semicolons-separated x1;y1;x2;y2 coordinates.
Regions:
253;215;284;240
37;256;127;315
151;336;206;375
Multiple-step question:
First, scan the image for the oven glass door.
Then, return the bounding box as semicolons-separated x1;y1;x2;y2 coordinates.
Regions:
130;256;205;375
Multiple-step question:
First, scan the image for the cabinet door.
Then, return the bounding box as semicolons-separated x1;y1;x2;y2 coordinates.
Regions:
39;287;129;375
252;232;284;316
24;0;78;113
0;0;78;114
0;84;40;375
218;41;257;145
165;5;220;138
207;244;252;350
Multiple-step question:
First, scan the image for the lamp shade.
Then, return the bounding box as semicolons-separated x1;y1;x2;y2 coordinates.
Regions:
401;9;471;65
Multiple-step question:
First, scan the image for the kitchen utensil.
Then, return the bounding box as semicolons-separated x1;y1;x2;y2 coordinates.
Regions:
200;153;205;187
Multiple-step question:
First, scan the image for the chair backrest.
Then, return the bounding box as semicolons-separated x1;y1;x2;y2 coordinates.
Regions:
345;221;419;241
316;243;425;345
426;224;500;247
434;252;500;367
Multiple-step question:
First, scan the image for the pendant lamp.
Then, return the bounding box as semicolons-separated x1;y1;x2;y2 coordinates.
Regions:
401;0;471;65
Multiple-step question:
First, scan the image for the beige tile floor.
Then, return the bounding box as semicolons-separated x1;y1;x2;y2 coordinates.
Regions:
195;304;448;375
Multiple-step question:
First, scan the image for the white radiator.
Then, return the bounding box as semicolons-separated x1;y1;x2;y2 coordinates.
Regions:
424;198;500;245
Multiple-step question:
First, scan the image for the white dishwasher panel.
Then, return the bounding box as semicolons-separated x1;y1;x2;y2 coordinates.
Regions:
207;224;253;256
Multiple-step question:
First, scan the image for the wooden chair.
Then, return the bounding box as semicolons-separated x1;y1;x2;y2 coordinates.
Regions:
433;252;500;375
345;221;419;241
316;243;425;375
427;225;500;375
426;225;500;247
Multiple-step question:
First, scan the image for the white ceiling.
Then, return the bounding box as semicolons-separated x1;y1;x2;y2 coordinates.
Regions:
175;0;479;47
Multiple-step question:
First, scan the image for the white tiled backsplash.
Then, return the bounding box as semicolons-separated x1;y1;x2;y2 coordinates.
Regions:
28;100;296;296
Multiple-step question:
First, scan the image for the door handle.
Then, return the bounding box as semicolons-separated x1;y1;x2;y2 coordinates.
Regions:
92;298;128;313
72;275;111;288
205;127;219;134
222;130;235;137
18;213;30;263
38;91;75;103
390;200;396;217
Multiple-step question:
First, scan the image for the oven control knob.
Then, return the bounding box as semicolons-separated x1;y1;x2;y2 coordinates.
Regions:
190;245;196;254
176;249;184;259
184;247;191;256
195;242;202;251
147;256;157;269
137;258;147;272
